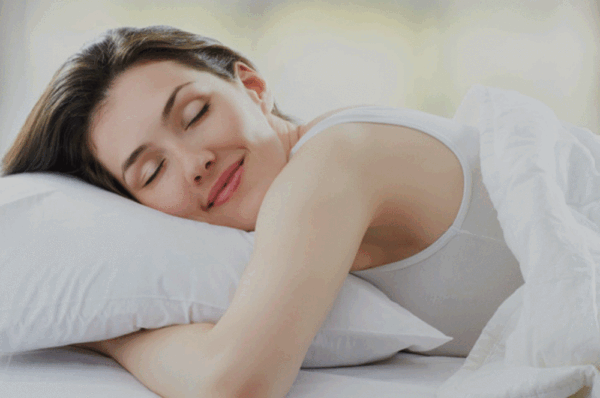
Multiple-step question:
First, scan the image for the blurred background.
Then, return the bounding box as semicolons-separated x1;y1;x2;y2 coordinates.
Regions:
1;0;599;157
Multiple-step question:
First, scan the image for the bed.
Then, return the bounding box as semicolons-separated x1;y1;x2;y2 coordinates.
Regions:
0;349;464;397
1;85;599;397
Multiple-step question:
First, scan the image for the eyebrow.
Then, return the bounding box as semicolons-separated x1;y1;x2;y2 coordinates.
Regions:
121;80;194;185
121;144;148;184
162;81;194;122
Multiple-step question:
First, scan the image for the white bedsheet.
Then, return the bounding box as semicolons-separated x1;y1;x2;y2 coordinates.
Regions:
439;86;600;397
0;348;463;397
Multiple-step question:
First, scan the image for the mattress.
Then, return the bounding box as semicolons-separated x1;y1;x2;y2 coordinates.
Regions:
0;347;464;397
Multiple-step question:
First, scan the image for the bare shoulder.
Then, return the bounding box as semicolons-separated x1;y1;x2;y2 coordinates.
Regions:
294;105;445;160
297;105;367;138
291;109;375;165
289;117;465;269
293;113;464;198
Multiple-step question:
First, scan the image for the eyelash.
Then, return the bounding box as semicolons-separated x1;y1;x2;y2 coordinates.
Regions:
185;102;210;130
143;159;165;187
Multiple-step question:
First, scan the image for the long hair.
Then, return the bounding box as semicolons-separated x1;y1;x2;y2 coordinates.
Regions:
2;25;292;200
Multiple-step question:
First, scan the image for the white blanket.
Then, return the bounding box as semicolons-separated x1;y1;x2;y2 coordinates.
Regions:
438;86;600;398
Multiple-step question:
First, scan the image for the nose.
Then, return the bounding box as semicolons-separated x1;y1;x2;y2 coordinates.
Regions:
182;149;216;185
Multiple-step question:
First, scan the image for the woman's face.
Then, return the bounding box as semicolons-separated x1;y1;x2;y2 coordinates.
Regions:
90;60;291;231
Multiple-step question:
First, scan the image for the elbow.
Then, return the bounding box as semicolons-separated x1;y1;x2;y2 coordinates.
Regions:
195;331;298;398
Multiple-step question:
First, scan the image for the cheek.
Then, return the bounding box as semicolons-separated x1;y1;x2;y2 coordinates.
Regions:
140;180;196;218
220;103;263;142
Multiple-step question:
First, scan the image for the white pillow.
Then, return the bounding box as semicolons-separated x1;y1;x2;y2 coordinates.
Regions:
0;172;451;368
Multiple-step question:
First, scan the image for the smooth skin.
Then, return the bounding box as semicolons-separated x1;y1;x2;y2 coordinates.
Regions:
77;60;463;398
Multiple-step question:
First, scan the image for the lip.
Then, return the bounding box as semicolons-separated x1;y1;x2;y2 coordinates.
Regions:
206;158;244;209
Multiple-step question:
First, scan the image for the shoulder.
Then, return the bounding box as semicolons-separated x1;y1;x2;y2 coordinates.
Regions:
291;105;376;161
269;107;383;205
296;105;369;140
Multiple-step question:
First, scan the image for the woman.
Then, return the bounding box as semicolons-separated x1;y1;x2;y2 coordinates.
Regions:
2;26;523;398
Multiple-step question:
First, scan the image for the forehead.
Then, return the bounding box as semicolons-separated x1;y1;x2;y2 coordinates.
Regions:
89;60;217;175
100;60;214;121
112;60;210;94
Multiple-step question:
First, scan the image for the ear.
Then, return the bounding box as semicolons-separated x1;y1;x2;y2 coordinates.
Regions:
234;62;274;115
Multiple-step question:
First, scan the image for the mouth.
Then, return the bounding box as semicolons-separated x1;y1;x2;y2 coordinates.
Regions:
206;157;245;209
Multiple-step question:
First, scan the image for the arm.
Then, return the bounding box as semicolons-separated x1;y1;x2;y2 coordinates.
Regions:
75;323;219;398
205;126;382;397
79;126;385;398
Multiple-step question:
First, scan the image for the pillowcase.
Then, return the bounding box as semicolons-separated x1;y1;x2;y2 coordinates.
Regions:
0;172;451;368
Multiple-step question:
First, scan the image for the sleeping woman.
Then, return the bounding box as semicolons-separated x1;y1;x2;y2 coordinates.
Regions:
2;26;524;398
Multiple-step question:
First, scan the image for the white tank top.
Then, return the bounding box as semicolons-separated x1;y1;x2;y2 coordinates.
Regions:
290;106;524;357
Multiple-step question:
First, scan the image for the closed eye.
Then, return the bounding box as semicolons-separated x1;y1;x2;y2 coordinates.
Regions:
185;103;210;130
143;159;165;187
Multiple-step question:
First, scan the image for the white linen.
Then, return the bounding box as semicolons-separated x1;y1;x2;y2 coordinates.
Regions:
0;348;464;398
438;85;600;397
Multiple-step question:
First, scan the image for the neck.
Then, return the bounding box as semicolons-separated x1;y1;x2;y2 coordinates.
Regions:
269;115;305;159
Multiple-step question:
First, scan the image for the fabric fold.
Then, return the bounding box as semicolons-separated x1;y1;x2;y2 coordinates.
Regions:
438;86;600;398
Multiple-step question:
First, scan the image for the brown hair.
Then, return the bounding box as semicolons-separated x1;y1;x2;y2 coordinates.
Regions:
2;25;293;200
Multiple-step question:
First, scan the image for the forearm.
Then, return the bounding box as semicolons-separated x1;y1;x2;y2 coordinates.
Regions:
77;323;238;398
